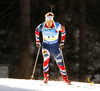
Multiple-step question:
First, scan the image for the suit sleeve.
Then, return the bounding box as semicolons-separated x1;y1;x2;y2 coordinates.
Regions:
35;24;42;44
60;26;66;42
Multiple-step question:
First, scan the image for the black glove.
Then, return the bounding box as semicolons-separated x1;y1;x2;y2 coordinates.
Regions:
36;42;41;49
59;42;64;49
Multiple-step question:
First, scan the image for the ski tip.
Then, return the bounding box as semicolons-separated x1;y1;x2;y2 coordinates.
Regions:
40;84;43;86
67;82;71;85
65;82;71;85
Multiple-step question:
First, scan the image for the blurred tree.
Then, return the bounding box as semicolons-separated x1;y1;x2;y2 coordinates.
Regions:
78;0;87;82
58;0;65;25
66;0;78;80
19;0;32;79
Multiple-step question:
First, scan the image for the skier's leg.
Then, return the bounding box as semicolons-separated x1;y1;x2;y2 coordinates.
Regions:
52;48;67;76
54;50;71;84
52;44;71;84
42;48;50;83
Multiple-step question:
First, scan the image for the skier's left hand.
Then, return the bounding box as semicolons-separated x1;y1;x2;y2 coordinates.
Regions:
59;42;64;49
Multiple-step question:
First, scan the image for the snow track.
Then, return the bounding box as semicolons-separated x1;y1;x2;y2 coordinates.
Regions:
0;78;100;91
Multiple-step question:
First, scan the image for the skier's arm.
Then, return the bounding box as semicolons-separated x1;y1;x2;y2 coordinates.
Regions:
60;26;66;43
35;28;40;43
35;24;42;48
59;25;66;49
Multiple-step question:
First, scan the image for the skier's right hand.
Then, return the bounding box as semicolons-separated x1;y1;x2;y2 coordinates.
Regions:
59;42;64;49
36;42;41;49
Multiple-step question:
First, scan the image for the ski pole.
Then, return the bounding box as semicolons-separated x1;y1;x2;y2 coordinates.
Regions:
31;48;40;79
59;48;67;74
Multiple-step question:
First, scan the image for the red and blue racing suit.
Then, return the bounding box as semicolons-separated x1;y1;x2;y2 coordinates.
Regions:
35;22;66;77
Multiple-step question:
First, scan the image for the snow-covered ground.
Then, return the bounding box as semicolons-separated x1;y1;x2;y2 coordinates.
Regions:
0;78;100;91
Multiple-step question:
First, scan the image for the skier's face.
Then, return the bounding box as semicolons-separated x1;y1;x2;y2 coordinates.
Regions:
46;22;52;28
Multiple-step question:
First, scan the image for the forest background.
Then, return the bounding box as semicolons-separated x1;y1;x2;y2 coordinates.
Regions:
0;0;100;83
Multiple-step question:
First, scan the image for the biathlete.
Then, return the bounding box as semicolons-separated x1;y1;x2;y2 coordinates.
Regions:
35;12;71;84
